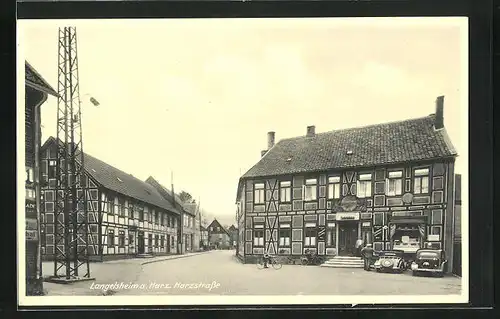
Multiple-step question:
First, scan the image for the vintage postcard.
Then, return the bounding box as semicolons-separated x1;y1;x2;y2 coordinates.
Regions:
18;17;468;307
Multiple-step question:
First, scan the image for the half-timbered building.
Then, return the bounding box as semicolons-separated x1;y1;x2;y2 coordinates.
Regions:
146;177;201;253
207;219;231;249
24;62;58;294
40;137;181;261
235;96;459;273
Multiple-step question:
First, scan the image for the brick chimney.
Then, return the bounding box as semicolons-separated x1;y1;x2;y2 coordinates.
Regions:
306;125;316;137
267;131;275;149
434;96;444;130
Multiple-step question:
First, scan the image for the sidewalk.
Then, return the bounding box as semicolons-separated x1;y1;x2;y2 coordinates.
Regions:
41;250;211;296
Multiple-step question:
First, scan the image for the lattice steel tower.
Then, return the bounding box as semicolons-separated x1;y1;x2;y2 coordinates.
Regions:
53;26;91;279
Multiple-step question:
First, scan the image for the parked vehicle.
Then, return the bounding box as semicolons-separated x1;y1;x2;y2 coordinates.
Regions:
257;254;282;270
373;250;406;273
411;249;447;277
301;249;324;265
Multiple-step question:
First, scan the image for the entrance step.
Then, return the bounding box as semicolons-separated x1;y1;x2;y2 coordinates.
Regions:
320;256;364;268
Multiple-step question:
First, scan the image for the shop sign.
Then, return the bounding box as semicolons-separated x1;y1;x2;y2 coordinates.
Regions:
336;212;360;221
25;199;36;215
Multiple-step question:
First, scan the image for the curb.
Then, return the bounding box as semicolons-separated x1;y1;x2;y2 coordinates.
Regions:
140;251;212;265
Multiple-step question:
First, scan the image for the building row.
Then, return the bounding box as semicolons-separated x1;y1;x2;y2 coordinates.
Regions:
39;137;202;261
235;96;461;274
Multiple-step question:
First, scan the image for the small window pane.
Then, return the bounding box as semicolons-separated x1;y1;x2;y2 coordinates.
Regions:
415;168;429;176
255;183;265;189
306;179;317;185
388;171;403;178
280;181;291;187
359;174;372;181
328;176;340;183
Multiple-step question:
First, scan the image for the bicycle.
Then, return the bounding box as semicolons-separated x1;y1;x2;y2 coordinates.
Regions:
257;255;282;270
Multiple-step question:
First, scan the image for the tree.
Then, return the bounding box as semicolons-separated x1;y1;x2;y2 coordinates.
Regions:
179;191;195;203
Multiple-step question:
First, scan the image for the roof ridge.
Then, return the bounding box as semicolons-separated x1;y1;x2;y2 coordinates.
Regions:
279;115;434;142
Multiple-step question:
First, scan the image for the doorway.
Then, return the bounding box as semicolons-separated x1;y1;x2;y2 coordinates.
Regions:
138;231;145;254
338;222;358;256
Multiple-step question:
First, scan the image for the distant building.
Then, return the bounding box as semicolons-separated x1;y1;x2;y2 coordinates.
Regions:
207;219;231;249
235;96;459;273
200;225;209;248
40;137;181;261
146;177;201;253
227;225;239;248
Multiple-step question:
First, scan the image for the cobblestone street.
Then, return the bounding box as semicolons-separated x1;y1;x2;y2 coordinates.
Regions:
42;250;462;296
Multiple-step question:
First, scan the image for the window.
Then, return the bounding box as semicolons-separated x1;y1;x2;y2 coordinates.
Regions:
107;230;115;247
280;181;292;202
48;160;57;179
305;227;317;246
154;235;159;247
373;212;384;226
430;226;442;240
118;230;125;247
254;230;264;246
326;223;336;246
26;188;36;199
118;198;125;217
328;176;341;199
148;234;153;247
414;168;429;194
128;204;134;219
431;210;442;224
26;167;34;184
279;224;291;246
149;210;153;223
138;206;144;221
160;213;164;226
154;211;159;224
387;171;403;196
217;226;220;231
254;183;265;204
303;178;317;201
357;173;372;198
160;235;165;248
128;233;134;245
107;196;115;214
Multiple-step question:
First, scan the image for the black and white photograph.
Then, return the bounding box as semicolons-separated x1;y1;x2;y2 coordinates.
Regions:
18;17;468;306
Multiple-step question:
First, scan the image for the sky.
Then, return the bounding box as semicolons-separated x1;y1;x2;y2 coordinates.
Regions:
19;18;468;228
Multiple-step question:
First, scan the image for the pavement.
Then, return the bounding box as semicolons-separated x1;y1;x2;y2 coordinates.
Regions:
41;251;211;296
40;250;462;296
115;250;462;296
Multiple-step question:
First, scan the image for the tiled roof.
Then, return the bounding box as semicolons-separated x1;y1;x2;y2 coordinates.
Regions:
25;61;58;97
241;115;457;179
208;219;231;237
145;177;196;216
42;137;180;214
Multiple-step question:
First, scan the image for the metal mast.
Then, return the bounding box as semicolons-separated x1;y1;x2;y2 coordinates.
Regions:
53;27;91;280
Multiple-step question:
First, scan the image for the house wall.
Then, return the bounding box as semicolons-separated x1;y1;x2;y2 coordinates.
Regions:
182;213;199;252
240;160;456;272
39;144;180;261
236;187;246;258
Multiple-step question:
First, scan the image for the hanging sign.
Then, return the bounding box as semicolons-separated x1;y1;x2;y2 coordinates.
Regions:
25;199;36;216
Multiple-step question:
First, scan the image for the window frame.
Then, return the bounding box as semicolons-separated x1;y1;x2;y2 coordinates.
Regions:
279;181;292;203
413;167;430;194
118;230;125;247
278;223;291;246
107;229;115;247
304;227;317;247
253;229;265;247
386;170;403;196
357;173;373;198
254;182;266;204
303;178;318;201
327;175;341;199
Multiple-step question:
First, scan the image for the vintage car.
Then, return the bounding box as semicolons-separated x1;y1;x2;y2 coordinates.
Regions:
410;249;447;277
373;250;406;273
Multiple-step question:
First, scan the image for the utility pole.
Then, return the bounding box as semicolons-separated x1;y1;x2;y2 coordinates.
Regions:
47;27;93;283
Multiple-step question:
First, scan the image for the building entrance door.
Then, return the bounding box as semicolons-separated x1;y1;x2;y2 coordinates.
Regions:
338;222;358;256
138;231;145;254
